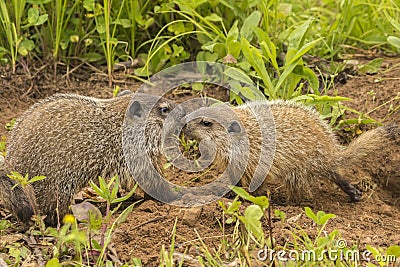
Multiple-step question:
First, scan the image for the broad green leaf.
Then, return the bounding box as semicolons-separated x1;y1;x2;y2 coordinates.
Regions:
226;200;241;214
274;209;286;221
287;19;313;50
226;21;239;44
387;36;400;49
116;18;132;28
144;17;154;30
293;66;319;91
82;52;104;62
89;179;105;198
232;186;251;200
45;258;62;267
386;245;400;257
27;8;39;25
224;67;254;86
83;0;95;11
304;207;318;223
275;38;322;91
319;213;336;226
204;14;222;22
96;16;106;34
36;14;48;26
358;58;384;74
227;40;241;59
18;39;35;56
240;11;261;41
244;205;264;241
192;83;204;91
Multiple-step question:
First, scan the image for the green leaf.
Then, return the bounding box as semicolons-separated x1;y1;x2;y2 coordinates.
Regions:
89;180;105;198
144;17;154;30
36;14;48;26
27;8;39;25
226;21;239;44
231;186;269;209
386;245;400;257
293;66;319;91
358;58;384;74
287;18;313;50
224;67;254;86
319;213;336;226
387;36;400;49
96;16;106;34
304;207;318;223
82;52;104;62
240;38;275;98
231;186;251;200
275;38;322;91
204;13;222;22
45;258;62;267
274;209;286;221
244;205;264;241
113;184;137;203
116;202;135;224
18;39;35;56
28;175;46;183
192;83;204;91
225;198;241;214
116;18;132;28
227;40;241;59
240;11;261;41
83;0;95;11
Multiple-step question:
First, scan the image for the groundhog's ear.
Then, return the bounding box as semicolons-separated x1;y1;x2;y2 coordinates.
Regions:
228;120;241;134
129;101;144;118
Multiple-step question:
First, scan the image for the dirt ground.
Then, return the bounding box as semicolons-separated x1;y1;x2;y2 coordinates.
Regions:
0;58;399;266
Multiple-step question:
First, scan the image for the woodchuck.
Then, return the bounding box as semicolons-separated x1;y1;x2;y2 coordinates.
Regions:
0;93;185;226
182;100;400;202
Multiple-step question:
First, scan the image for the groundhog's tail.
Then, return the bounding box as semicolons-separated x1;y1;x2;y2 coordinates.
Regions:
338;124;400;191
0;173;35;223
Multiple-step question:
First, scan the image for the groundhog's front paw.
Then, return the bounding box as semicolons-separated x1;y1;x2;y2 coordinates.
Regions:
349;186;362;202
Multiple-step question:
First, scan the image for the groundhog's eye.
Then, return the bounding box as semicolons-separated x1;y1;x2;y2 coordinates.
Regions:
202;120;212;127
159;106;169;115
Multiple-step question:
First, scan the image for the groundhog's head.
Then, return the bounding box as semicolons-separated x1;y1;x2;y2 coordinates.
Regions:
182;105;246;161
126;94;185;139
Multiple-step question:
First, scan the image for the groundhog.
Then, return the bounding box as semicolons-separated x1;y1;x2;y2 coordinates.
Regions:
182;100;400;202
0;93;185;226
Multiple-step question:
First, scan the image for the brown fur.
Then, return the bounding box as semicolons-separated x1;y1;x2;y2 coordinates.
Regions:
183;100;399;202
0;93;184;226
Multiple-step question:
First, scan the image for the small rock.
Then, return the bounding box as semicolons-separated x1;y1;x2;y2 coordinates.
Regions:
181;206;203;227
0;155;4;167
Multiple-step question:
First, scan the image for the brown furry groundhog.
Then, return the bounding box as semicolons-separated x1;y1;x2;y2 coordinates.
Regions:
182;100;400;202
0;93;185;226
